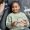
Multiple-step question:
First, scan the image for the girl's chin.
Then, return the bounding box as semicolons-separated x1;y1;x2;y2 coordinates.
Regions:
13;12;19;13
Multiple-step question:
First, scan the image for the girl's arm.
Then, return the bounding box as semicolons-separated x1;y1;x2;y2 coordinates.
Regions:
6;15;12;29
22;13;29;27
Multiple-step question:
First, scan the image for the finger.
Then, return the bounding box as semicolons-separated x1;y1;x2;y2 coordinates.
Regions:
21;20;27;24
20;21;27;26
22;20;27;23
20;23;24;26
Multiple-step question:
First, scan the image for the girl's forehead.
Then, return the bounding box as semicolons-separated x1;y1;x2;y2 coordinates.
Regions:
13;3;19;6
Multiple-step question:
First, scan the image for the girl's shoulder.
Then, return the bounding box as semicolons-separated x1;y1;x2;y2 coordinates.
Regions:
20;12;25;15
7;13;13;17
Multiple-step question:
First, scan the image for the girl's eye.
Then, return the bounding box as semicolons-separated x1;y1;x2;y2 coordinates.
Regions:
12;6;14;8
14;6;17;8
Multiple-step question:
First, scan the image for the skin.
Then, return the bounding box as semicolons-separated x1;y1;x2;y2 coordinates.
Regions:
11;20;27;27
12;2;20;13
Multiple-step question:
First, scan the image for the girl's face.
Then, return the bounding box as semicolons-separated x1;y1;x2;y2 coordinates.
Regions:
12;3;20;13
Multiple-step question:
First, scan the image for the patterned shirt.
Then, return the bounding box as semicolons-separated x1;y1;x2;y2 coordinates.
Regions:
6;12;29;30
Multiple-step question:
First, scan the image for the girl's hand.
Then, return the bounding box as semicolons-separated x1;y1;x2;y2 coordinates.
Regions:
11;21;17;27
20;20;27;27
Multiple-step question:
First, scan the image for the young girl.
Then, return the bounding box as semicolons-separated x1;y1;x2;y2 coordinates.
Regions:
6;1;29;30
